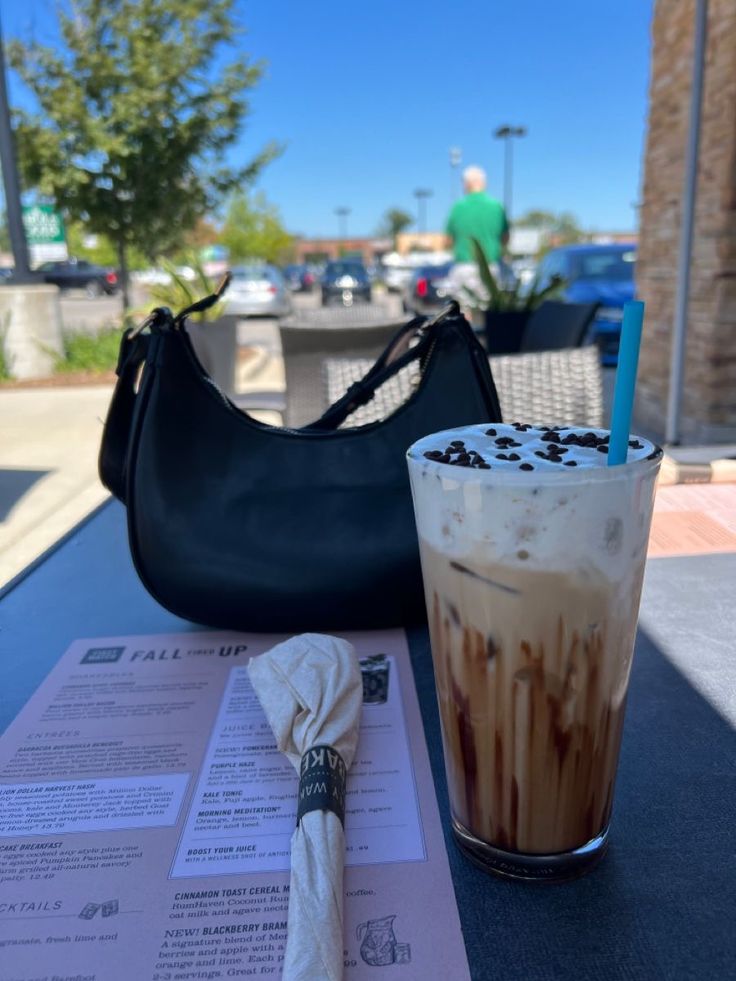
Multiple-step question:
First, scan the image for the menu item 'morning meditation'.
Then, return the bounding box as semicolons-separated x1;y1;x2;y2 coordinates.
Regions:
407;423;662;880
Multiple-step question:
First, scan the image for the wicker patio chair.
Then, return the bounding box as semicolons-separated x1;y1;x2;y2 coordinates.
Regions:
520;300;600;352
282;302;396;328
324;344;604;429
279;308;409;427
490;344;604;426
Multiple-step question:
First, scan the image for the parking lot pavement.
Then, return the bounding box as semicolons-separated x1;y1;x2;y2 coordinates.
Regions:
58;283;404;335
58;285;152;333
59;293;123;333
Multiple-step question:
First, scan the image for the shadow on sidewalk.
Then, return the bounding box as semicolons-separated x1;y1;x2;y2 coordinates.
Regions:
0;468;51;523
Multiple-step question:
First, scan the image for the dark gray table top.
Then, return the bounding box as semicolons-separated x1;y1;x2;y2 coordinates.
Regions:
1;502;734;980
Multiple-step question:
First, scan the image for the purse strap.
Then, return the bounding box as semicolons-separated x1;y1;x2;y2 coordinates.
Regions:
98;325;154;501
306;302;465;431
100;288;482;498
99;278;233;500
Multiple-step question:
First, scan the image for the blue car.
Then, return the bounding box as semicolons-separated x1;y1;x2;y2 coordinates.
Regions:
534;243;637;365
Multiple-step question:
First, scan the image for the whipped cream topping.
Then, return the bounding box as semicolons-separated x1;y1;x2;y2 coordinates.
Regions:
409;423;659;474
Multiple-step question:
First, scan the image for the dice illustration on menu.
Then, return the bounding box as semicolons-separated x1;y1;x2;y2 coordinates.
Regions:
101;899;119;918
78;903;100;920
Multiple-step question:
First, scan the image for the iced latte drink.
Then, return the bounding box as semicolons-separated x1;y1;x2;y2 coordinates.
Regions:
407;423;661;880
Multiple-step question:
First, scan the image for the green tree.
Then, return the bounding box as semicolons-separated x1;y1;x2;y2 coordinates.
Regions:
65;221;149;270
66;223;117;267
8;0;280;309
379;207;413;247
514;209;557;229
66;216;217;270
515;209;585;248
221;192;294;264
552;211;585;245
183;218;221;251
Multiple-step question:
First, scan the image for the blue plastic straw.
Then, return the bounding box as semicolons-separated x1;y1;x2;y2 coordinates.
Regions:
608;300;645;466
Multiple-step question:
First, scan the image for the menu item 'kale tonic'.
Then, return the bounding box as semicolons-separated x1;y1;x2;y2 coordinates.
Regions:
407;423;662;880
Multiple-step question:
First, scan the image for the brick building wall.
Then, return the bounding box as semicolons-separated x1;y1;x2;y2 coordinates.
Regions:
636;0;736;442
294;238;392;264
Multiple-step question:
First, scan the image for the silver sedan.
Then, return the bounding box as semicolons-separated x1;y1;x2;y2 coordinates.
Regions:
224;264;293;318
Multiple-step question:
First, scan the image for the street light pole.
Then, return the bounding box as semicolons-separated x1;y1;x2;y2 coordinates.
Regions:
413;188;433;235
0;18;33;283
449;147;462;201
493;125;526;221
504;138;513;216
334;206;351;240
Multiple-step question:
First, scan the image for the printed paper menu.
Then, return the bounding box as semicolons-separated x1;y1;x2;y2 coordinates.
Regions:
0;630;469;980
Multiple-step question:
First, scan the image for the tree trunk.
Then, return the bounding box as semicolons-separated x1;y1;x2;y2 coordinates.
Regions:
116;239;130;312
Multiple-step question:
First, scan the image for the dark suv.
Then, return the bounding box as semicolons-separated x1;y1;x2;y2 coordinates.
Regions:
283;263;316;292
38;259;119;297
320;261;372;305
401;262;453;316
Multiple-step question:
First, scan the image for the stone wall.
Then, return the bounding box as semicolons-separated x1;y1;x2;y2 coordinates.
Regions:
636;0;736;443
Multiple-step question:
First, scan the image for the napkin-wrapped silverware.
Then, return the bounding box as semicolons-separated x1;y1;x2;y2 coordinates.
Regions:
248;633;363;981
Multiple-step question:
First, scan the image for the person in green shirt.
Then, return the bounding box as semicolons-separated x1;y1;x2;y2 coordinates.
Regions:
446;165;509;310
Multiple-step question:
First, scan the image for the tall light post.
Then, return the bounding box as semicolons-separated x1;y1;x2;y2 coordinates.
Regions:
334;206;351;240
493;124;526;221
0;17;33;283
449;146;462;201
413;188;433;234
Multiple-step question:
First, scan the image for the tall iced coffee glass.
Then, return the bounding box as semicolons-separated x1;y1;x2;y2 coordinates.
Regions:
407;423;662;880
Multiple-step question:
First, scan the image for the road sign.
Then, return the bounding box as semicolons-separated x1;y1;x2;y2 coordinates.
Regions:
22;204;68;264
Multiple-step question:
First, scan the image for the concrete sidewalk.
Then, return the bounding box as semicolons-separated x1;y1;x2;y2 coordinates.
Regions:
0;386;114;586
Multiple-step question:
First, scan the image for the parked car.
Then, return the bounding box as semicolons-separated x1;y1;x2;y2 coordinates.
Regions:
320;261;372;306
282;264;316;292
38;259;119;296
383;263;413;292
132;266;197;287
534;243;637;365
510;257;537;288
224;264;293;318
401;262;454;316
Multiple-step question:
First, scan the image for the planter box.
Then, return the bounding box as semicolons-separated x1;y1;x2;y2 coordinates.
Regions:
187;315;238;397
1;285;64;380
484;310;529;356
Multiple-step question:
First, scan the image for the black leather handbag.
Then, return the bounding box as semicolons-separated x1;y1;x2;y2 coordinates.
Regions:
99;285;502;632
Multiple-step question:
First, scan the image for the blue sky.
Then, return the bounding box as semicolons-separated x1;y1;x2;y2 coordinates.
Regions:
3;0;654;238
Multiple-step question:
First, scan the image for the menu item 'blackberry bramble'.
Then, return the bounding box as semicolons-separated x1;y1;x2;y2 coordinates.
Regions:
407;423;662;880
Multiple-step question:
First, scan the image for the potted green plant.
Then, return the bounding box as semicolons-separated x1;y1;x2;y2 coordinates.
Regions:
149;256;237;396
465;239;565;355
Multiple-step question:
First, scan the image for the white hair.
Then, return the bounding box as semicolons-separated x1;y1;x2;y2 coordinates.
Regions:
462;165;487;191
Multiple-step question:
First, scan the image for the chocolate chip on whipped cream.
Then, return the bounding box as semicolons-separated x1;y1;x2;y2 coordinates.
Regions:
416;424;657;472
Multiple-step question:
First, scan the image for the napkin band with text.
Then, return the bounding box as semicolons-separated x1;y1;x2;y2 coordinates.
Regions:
297;744;347;827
